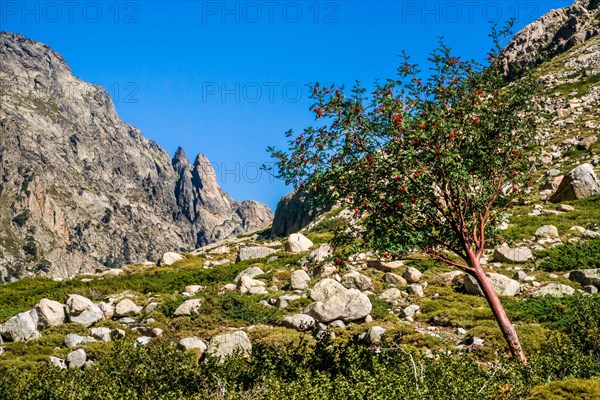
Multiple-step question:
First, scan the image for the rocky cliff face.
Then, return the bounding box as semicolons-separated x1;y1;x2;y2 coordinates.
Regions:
502;0;599;77
0;32;272;282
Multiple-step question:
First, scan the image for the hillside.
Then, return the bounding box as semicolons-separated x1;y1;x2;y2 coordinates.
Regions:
0;32;273;282
0;0;599;398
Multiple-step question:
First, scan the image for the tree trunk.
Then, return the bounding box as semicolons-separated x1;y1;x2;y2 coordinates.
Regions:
471;260;528;364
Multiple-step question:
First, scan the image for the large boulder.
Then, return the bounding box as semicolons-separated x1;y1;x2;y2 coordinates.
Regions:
282;314;316;331
237;246;276;262
173;299;203;316
290;270;311;290
463;273;521;297
0;310;40;342
206;331;252;362
493;245;534;263
35;298;66;328
160;252;184;266
307;286;372;323
65;295;104;327
531;283;575;297
569;269;600;287
114;299;142;317
550;163;600;203
285;233;314;253
341;271;373;291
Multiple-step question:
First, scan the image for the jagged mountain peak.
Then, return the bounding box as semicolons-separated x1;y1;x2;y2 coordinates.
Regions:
0;31;273;282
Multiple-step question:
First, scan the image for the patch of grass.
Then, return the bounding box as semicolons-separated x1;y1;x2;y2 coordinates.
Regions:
503;195;600;243
0;257;276;323
527;377;600;400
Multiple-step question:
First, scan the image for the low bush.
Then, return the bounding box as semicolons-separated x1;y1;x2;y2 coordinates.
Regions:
536;238;600;272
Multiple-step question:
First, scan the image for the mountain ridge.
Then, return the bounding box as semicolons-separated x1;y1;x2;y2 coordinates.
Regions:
0;31;272;282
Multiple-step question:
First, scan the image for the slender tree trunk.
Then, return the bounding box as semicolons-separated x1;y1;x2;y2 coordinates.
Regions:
470;259;528;364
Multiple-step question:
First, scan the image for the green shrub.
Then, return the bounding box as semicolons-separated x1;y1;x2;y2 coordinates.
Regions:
536;238;600;272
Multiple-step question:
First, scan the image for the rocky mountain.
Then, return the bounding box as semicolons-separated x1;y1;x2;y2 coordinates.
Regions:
502;0;599;76
0;32;272;282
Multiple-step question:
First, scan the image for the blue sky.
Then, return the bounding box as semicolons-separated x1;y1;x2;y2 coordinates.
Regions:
2;0;570;209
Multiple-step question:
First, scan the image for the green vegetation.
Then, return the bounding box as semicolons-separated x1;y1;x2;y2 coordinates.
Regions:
503;196;600;243
536;238;600;271
1;328;599;400
0;253;303;323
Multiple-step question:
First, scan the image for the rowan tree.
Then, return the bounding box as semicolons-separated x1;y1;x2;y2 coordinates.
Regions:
267;24;541;364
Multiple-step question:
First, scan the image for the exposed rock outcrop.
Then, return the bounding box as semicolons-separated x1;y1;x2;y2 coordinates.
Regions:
0;32;272;281
502;0;600;77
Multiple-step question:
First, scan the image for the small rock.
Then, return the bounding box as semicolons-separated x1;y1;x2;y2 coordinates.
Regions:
160;252;184;266
577;135;597;150
556;204;575;212
114;299;141;318
98;302;115;320
569;269;600;287
290;270;311;290
144;302;160;314
237;246;276;262
67;349;87;369
179;337;207;355
436;271;464;286
493;245;533;263
365;326;386;345
532;283;575;297
0;310;40;342
367;260;403;272
402;304;420;318
550;163;600;203
583;285;598;294
306;244;332;263
327;320;345;329
184;285;204;295
535;225;559;240
282;314;316;331
407;284;424;297
383;272;407;285
136;336;152;346
173;299;203;316
234;266;265;283
379;288;404;300
65;333;96;348
237;276;267;295
89;327;112;342
49;356;66;369
403;267;422;283
341;271;373;291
